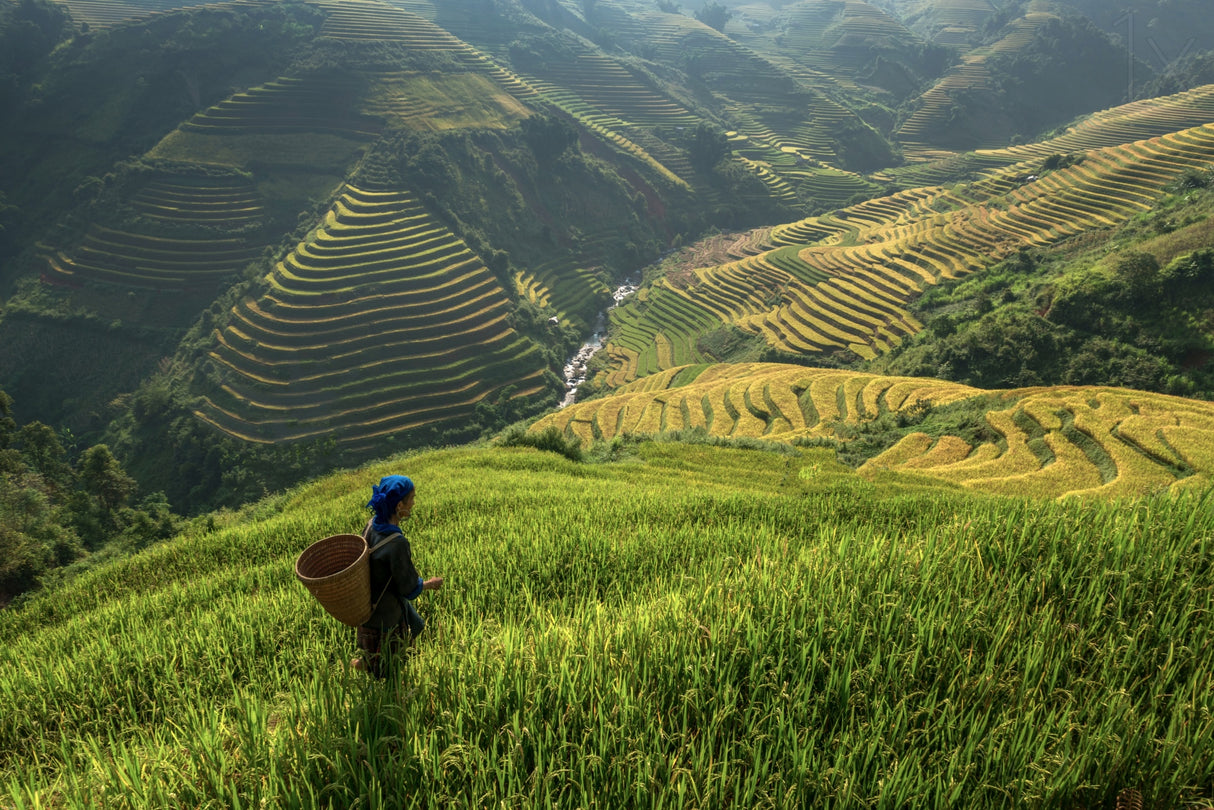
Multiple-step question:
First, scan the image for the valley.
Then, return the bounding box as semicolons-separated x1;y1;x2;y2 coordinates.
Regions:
2;0;1214;805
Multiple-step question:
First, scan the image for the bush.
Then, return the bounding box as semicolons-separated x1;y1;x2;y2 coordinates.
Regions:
495;425;584;462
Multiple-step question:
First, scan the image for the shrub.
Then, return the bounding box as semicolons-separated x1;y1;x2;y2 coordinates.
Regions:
496;425;584;462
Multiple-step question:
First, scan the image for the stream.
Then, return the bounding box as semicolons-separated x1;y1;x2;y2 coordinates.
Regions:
559;279;637;408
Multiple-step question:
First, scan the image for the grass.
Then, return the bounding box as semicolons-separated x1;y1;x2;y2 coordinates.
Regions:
1;441;1213;807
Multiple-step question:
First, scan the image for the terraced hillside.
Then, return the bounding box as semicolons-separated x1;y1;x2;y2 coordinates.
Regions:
169;70;381;142
129;175;265;227
517;47;697;129
50;0;218;29
359;68;533;131
531;362;1214;499
891;83;1214;185
597;112;1214;388
728;107;879;203
895;9;1057;159
44;226;261;291
42;170;269;292
503;36;698;190
195;185;552;452
581;4;893;175
12;0;1214;505
12;0;750;458
740;0;924;80
316;0;474;47
539;362;975;443
34;63;389;317
863;386;1214;499
896;0;997;46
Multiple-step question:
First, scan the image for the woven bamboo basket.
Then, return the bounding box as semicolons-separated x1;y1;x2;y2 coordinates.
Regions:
295;534;372;627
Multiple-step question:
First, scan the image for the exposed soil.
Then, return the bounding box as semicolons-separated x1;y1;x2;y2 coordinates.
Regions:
661;228;773;290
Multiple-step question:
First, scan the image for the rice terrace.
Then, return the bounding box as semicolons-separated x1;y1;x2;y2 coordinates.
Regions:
1;0;1214;807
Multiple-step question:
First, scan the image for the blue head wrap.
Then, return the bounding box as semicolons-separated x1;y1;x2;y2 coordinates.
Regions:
367;474;415;527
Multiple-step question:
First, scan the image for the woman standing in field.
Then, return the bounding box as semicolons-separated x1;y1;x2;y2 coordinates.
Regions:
352;474;443;679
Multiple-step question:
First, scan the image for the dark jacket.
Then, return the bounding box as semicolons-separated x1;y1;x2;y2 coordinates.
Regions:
362;519;424;630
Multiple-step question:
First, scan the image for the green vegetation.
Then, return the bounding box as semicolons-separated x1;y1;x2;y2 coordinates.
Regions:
0;1;327;274
0;0;70;130
2;441;1212;806
983;16;1150;143
0;390;179;605
194;184;557;453
4;7;1214;804
1148;50;1214;97
693;1;731;33
905;14;1147;150
873;178;1214;397
599;118;1214;389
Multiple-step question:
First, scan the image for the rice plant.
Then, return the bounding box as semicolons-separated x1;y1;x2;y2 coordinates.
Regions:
2;442;1212;808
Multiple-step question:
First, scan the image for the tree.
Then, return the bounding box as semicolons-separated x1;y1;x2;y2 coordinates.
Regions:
0;391;15;450
78;444;137;517
1111;251;1161;312
0;468;75;603
686;122;730;170
0;505;54;604
694;1;732;32
521;113;579;159
0;0;71;76
18;421;74;492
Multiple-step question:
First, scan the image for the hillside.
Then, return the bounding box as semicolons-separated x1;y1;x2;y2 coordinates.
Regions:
868;171;1214;396
2;440;1213;806
1;0;1213;515
590;93;1214;394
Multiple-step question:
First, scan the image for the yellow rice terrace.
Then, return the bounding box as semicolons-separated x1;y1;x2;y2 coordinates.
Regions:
535;363;1214;499
1;440;1212;807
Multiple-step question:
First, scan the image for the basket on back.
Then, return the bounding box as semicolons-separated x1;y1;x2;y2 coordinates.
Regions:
295;533;372;627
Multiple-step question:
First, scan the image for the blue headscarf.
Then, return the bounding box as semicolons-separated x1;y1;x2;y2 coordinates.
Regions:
367;474;415;530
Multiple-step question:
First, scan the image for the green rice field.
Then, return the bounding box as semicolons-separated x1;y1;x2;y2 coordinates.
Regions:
2;441;1212;807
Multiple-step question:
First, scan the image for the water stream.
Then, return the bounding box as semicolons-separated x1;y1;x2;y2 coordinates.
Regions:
559;279;637;408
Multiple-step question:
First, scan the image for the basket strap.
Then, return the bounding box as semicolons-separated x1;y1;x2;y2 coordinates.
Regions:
368;531;401;553
370;577;393;615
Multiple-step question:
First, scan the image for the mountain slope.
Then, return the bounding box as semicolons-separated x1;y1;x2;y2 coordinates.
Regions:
592;92;1214;391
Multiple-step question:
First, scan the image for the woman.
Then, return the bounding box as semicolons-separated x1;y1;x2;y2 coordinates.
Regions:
352;474;443;679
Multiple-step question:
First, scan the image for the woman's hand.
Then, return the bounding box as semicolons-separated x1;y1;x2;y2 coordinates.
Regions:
423;576;444;591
